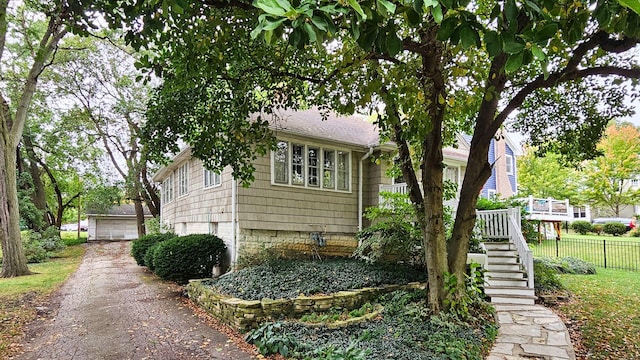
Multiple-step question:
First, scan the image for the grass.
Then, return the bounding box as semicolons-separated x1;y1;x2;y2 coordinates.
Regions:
532;234;640;270
557;269;640;359
0;243;85;358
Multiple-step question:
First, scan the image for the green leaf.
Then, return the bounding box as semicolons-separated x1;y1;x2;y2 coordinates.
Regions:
432;4;443;23
262;18;286;31
437;17;457;41
531;44;545;60
535;23;559;41
250;23;264;39
458;24;479;49
619;0;640;15
413;0;424;14
505;0;518;25
503;41;524;54
311;15;328;31
386;33;403;56
484;30;502;57
377;0;397;16
406;8;422;25
303;22;317;43
505;52;524;72
348;0;367;19
253;0;287;16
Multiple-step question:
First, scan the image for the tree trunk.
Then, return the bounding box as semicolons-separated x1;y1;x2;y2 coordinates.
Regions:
0;135;31;277
23;136;48;228
133;195;145;238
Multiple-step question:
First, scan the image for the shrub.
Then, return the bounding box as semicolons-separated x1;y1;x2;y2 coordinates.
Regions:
21;227;66;263
152;234;226;283
631;229;640;237
592;225;604;235
535;256;596;275
571;221;592;235
533;259;565;295
354;221;422;265
144;242;163;271
131;233;175;266
603;222;628;236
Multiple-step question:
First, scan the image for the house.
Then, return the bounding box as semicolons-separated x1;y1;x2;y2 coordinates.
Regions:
152;109;519;266
480;132;520;199
87;204;152;241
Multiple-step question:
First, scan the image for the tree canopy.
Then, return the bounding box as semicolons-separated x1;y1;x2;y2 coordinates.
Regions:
93;0;640;310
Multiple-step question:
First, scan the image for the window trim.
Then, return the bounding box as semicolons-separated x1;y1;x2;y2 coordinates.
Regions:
271;140;352;193
162;173;174;204
487;189;497;199
203;166;222;189
505;154;514;176
177;162;189;197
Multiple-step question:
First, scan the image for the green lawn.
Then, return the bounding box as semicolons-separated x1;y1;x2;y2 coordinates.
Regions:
557;269;640;359
533;234;640;270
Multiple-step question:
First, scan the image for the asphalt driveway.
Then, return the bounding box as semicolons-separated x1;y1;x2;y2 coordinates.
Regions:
13;241;255;360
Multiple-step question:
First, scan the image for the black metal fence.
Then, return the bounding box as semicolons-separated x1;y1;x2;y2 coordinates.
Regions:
533;237;640;271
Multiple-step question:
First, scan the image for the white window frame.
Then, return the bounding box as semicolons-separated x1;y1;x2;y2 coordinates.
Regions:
203;166;222;189
162;173;174;204
271;140;352;192
177;163;189;197
444;166;460;185
505;155;514;176
487;189;497;199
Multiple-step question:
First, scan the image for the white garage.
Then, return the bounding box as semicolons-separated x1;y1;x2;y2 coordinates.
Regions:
87;204;153;241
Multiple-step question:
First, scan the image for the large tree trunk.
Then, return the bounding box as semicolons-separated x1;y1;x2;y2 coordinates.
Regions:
23;136;49;228
133;195;145;238
0;135;31;277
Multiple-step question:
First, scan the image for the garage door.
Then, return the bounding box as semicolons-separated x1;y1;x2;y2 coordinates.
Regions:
96;219;139;240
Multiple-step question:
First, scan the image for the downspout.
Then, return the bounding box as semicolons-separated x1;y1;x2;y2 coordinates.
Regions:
232;178;238;266
358;147;375;233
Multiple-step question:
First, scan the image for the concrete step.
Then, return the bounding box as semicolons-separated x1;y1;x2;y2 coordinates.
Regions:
488;256;519;264
489;294;536;305
485;277;528;287
486;249;518;257
485;286;535;297
485;270;525;279
486;263;521;271
483;242;514;251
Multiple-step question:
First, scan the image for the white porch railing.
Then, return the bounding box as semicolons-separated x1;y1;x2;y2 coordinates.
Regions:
476;208;534;289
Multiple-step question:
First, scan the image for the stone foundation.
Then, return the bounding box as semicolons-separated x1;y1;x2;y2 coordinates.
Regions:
238;229;358;258
186;280;426;332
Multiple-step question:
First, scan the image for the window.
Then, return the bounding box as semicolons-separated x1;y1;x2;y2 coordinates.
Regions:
274;141;288;184
178;163;189;196
573;206;587;218
487;189;497;199
272;140;351;191
444;166;459;185
505;155;514;175
203;167;221;188
162;174;174;204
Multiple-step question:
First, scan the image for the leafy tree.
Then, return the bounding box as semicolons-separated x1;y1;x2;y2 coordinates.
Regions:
0;1;76;277
517;148;581;203
49;35;161;237
96;0;640;310
582;123;640;216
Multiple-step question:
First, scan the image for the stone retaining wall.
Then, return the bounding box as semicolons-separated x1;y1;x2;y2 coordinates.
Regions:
187;280;426;332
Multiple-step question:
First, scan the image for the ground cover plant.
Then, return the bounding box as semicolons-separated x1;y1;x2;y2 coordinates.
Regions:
207;258;427;300
246;289;498;359
556;269;640;359
535;256;596;275
0;245;84;358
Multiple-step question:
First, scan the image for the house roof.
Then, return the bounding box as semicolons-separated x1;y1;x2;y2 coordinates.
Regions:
259;108;381;148
86;204;152;217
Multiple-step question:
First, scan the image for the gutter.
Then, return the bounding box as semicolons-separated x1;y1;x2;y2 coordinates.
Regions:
232;178;238;266
358;147;375;233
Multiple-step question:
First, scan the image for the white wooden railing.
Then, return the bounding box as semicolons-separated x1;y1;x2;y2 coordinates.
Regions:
477;208;534;289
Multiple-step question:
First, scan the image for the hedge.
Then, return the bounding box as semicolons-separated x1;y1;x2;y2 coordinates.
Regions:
152;234;226;283
131;233;176;266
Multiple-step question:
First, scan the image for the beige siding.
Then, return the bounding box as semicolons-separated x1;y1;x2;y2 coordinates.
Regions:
237;151;364;234
160;157;234;233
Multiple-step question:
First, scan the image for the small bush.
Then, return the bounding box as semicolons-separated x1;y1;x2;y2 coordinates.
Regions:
631;229;640;237
533;259;565;295
603;222;628;236
592;225;604;235
21;227;66;263
571;221;592;235
353;221;422;265
152;234;226;283
535;256;596;275
131;233;175;266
